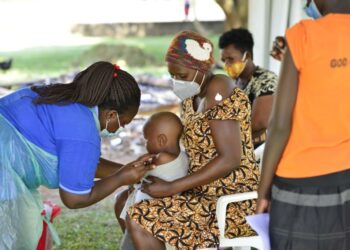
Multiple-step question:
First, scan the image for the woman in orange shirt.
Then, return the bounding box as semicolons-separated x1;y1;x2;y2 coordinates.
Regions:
257;0;350;249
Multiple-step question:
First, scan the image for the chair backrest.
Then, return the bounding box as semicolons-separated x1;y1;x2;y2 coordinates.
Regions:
254;143;265;170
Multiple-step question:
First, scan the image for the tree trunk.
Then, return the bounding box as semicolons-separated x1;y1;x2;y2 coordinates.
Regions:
215;0;242;30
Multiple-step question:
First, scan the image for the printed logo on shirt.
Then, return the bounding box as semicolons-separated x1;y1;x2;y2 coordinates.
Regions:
330;58;348;68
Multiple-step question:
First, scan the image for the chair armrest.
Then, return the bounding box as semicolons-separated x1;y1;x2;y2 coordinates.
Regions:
216;191;258;237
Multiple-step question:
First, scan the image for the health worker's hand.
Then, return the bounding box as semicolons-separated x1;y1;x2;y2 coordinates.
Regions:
117;154;156;186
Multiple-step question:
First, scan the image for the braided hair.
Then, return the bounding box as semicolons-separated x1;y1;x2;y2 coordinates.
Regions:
31;61;141;114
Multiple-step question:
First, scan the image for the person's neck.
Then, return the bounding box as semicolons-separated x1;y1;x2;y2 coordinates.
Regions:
153;146;180;166
323;2;350;15
158;144;181;156
152;145;181;165
198;72;213;98
238;63;256;87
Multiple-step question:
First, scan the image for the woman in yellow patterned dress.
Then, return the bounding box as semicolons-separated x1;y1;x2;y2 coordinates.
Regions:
126;31;260;249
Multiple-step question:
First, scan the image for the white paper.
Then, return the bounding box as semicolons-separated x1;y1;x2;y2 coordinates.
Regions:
246;213;270;250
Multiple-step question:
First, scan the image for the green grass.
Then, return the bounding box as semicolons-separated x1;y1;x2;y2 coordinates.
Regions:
52;196;123;250
103;34;221;66
1;46;91;75
0;34;221;86
0;46;92;86
105;36;173;63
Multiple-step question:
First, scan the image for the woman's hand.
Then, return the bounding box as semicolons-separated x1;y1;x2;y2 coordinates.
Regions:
117;154;156;186
141;176;174;198
270;36;286;61
60;154;156;209
256;197;270;214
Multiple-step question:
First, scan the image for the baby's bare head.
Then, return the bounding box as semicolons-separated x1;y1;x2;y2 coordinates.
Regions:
143;112;183;154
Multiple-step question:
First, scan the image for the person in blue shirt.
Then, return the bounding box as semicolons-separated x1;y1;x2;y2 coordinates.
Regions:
0;61;155;249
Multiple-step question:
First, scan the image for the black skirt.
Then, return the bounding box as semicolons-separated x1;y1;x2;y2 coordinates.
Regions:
270;169;350;250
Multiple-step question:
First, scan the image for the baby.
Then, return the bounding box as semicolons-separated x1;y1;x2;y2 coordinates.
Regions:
115;111;189;248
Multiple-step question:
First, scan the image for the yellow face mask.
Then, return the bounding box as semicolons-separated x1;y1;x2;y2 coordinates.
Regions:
224;52;248;79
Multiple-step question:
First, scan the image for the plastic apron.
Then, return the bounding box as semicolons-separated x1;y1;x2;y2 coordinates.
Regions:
0;113;60;250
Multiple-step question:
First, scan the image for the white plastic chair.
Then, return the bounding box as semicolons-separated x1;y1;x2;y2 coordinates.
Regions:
215;143;265;250
171;144;266;250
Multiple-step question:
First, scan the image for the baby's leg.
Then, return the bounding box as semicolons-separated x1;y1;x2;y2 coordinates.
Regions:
114;189;129;232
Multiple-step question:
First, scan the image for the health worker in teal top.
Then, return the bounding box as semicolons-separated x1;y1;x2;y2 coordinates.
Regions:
0;61;154;249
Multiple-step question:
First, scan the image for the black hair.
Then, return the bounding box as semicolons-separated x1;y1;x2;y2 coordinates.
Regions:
218;28;254;58
31;61;141;114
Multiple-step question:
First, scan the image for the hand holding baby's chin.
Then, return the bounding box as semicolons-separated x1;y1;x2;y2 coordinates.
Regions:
118;155;156;185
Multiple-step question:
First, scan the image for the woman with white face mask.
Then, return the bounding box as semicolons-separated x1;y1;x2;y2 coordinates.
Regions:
0;61;155;249
125;31;260;249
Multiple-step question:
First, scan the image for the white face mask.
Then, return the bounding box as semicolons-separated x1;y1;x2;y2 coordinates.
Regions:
100;111;123;138
171;70;206;101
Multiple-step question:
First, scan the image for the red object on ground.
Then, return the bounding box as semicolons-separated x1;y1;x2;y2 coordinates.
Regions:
37;200;61;250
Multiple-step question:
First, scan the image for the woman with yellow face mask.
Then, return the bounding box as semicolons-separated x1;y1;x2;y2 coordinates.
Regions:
219;28;278;148
224;51;248;79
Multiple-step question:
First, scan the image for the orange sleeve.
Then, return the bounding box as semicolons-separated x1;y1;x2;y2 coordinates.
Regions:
286;20;309;71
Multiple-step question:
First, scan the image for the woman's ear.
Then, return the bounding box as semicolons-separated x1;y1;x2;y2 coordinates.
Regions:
100;109;117;121
157;134;168;147
246;51;253;61
105;110;118;128
99;109;118;130
106;110;117;121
